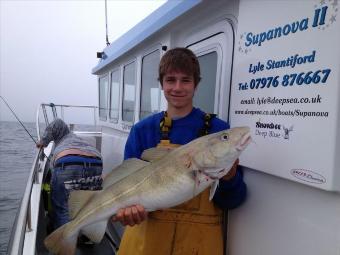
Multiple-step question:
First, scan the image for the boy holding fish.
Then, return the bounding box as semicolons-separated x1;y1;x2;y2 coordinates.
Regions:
113;48;247;255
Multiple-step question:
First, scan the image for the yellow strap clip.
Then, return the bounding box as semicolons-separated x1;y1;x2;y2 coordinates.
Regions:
157;140;180;148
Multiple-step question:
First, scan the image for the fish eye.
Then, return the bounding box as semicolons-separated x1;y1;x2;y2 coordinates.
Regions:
221;133;229;141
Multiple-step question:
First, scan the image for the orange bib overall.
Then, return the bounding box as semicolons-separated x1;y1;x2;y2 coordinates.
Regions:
117;188;223;255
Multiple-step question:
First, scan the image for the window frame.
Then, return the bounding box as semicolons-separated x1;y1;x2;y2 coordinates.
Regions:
186;23;233;121
121;59;137;124
109;67;121;123
189;36;223;115
139;48;162;120
98;74;109;121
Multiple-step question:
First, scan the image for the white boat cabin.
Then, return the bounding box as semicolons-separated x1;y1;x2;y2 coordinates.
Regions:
92;0;340;254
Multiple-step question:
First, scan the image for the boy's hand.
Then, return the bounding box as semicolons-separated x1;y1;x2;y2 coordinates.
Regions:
111;204;148;226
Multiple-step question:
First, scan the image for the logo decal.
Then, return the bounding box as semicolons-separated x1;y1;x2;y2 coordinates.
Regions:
255;120;294;140
238;0;338;54
290;169;326;184
282;125;294;139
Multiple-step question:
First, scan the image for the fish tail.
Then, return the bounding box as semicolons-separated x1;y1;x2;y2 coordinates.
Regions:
44;222;78;255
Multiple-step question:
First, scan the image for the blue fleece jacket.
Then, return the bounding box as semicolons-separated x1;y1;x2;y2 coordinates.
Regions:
124;108;247;209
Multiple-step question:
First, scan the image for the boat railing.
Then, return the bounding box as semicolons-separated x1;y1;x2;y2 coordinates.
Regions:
36;103;100;140
8;148;45;255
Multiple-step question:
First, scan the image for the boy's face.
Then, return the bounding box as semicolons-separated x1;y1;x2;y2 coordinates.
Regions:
162;71;196;110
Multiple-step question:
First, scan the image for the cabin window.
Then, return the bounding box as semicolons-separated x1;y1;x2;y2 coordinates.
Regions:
109;69;120;122
140;50;160;120
194;52;218;113
99;75;109;120
122;61;136;122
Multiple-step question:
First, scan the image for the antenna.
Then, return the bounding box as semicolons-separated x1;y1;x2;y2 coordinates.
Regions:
105;0;110;46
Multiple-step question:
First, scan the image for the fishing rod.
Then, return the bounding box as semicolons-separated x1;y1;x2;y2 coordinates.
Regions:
0;95;38;145
1;96;48;162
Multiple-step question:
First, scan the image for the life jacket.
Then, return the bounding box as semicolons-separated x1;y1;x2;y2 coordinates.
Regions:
117;112;224;255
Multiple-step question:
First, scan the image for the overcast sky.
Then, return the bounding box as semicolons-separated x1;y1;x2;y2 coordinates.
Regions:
0;0;166;123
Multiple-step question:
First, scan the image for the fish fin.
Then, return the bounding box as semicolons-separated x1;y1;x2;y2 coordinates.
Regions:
193;170;198;185
103;158;149;188
191;169;203;197
81;220;108;243
209;180;219;201
203;167;228;179
44;222;78;255
192;170;197;197
68;190;100;219
141;147;173;162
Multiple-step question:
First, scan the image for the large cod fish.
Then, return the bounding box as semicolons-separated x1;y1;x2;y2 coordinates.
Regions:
45;127;251;255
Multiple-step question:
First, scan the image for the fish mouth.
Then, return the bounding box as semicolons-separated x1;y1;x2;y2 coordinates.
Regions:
236;131;252;151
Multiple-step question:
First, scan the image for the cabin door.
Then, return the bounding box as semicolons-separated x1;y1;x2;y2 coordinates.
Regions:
188;27;234;122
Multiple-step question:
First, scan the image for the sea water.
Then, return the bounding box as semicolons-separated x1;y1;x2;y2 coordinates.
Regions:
0;121;36;254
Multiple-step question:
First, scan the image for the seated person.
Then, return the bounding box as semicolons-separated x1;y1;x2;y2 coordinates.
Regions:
37;118;103;229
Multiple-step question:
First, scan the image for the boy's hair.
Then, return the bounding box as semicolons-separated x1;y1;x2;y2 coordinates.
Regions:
159;47;201;87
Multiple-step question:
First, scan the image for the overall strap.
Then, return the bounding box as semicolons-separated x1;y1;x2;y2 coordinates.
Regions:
159;111;172;146
198;113;217;137
159;111;217;145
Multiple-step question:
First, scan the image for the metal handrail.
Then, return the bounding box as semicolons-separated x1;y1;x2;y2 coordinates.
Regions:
36;103;99;141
